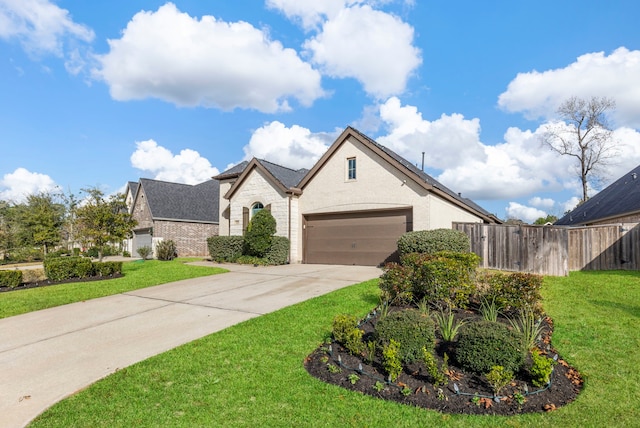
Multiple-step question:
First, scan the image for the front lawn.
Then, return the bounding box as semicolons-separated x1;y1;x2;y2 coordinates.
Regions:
30;271;640;427
0;259;227;319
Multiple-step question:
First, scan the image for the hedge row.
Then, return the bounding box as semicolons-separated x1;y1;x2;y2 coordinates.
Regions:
43;257;123;282
207;235;290;265
0;270;23;288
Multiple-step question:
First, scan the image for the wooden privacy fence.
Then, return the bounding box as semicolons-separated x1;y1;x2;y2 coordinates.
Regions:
453;222;640;276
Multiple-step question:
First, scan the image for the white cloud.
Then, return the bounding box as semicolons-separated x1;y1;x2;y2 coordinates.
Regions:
303;5;421;98
242;121;334;169
266;0;355;30
130;139;219;184
498;47;640;128
562;196;581;214
529;196;555;209
0;0;94;57
0;167;58;203
94;3;324;113
505;202;547;223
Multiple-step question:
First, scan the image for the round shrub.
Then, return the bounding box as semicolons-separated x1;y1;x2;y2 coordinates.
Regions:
244;209;277;257
397;228;470;256
455;320;526;374
375;309;436;363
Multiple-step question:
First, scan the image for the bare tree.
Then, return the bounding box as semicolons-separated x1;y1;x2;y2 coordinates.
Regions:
541;96;617;202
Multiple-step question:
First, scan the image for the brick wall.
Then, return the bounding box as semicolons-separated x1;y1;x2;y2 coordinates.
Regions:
154;220;219;257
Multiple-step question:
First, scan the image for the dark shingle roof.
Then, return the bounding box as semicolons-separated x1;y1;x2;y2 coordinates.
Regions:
215;161;249;180
139;178;219;223
256;159;308;188
347;126;494;218
555;165;640;225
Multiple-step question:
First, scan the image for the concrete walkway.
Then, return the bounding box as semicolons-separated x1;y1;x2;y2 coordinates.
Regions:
0;263;380;428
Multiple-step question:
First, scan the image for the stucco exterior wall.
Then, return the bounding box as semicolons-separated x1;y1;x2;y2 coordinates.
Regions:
228;168;290;240
428;194;485;228
153;220;218;257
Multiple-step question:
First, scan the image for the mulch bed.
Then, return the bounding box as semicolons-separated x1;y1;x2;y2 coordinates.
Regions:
305;307;583;415
0;273;123;293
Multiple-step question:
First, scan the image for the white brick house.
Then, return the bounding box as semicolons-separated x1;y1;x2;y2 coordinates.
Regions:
217;127;499;266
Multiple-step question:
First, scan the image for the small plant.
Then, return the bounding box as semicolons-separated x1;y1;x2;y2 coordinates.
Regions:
513;391;526;405
327;364;341;374
319;355;329;364
344;328;365;355
373;381;385;392
433;307;467;342
401;386;412;396
348;373;360;384
479;296;500;322
366;340;376;364
378;300;390;320
422;347;447;387
137;245;152;260
529;351;556;387
155;239;177;261
471;393;481;406
332;314;358;343
382;339;403;382
417;297;430;315
436;388;446;401
485;365;513;396
509;306;545;350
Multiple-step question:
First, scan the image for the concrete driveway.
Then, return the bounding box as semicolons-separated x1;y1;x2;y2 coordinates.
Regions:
0;262;380;428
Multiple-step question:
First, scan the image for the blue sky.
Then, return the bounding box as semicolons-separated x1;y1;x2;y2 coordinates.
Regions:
1;0;639;222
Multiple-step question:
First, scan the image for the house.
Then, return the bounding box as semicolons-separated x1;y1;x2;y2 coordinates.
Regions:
216;126;498;266
555;164;640;226
128;178;220;257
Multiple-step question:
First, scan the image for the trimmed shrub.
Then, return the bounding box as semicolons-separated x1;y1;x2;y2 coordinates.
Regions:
397;228;470;256
0;270;22;288
379;262;413;304
137;246;152;260
333;314;359;343
235;255;268;265
401;251;480;308
456;320;526;374
476;271;543;313
156;239;177;261
244;210;277;257
264;236;289;265
92;261;123;277
375;309;436;363
529;351;556;387
207;236;244;262
44;257;93;281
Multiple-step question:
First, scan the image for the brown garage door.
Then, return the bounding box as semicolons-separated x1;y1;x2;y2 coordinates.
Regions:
304;209;413;266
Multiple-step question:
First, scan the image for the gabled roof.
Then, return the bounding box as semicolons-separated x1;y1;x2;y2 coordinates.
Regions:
138;178;219;223
126;181;139;199
222;158;307;199
215;161;249;180
555;165;640;225
298;126;499;223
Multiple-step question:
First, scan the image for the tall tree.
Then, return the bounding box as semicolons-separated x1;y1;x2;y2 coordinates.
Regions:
74;187;137;261
17;192;66;254
541;96;617;202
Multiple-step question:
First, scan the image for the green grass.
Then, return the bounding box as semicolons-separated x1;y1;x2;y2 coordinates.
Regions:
0;259;226;319
30;271;640;427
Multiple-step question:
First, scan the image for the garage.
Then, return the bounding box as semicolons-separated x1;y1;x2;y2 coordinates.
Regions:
132;228;152;255
303;209;413;266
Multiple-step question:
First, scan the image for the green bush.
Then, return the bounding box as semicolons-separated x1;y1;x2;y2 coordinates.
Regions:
401;251;480;308
455;320;526;374
332;314;359;343
7;247;43;263
382;339;403;382
0;270;22;288
476;271;543;313
375;309;436;363
235;255;268;265
92;261;123;277
244;210;277;257
44;257;93;281
137;246;152;260
207;236;244;262
156;240;177;261
397;228;470;256
379;262;413;304
264;236;289;265
529;351;556;387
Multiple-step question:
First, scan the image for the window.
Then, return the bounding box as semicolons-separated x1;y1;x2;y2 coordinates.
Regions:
347;157;356;180
251;202;264;217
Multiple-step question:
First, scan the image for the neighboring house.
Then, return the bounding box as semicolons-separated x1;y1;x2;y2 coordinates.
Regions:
556;164;640;226
129;178;220;257
216;126;499;266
